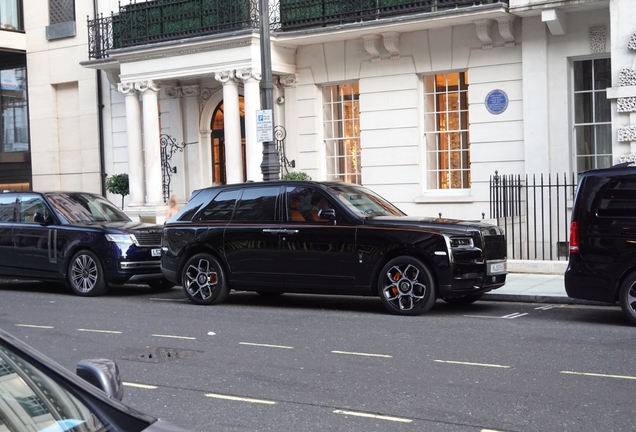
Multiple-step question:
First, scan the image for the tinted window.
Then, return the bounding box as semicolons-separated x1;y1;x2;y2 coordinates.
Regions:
597;179;636;217
286;186;334;223
18;195;48;224
233;187;279;222
0;196;15;222
198;190;239;221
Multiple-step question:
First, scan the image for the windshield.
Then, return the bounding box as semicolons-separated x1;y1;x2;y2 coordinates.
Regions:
46;193;131;224
0;343;107;432
327;185;405;217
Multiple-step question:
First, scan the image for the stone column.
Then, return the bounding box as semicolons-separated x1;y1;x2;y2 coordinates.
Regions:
236;68;262;182
215;70;243;184
136;80;163;206
118;82;145;207
181;85;203;191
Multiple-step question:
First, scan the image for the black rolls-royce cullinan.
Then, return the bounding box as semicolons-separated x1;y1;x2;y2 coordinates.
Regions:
0;191;171;296
161;181;507;316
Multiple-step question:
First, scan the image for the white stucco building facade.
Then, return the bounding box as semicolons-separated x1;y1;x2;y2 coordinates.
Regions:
5;0;636;233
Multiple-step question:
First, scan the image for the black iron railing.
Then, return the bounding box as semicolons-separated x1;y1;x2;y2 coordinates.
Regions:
160;134;189;203
490;172;578;261
88;0;506;59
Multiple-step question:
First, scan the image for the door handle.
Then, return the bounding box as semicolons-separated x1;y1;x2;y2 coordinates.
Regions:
279;229;299;235
262;229;280;234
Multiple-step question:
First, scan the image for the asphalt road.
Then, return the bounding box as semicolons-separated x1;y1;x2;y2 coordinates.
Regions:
0;280;634;432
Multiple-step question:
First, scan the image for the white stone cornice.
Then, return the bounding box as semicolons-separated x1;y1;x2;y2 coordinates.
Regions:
362;34;382;62
474;19;494;50
497;16;516;47
382;32;400;60
215;70;236;84
164;86;182;98
278;74;298;87
235;68;262;83
117;82;136;94
135;80;161;93
182;85;201;97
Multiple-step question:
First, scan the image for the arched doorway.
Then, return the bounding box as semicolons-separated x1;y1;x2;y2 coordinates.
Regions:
211;96;246;184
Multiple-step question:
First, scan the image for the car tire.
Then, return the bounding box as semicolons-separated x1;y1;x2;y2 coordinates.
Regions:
442;293;484;306
619;273;636;325
181;253;229;305
146;280;176;291
67;250;109;297
377;256;436;316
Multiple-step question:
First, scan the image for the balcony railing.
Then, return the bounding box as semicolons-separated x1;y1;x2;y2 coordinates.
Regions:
88;0;506;59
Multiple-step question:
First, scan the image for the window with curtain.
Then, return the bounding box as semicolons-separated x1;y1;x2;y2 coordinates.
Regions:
424;72;470;190
1;66;28;153
0;0;22;30
573;58;612;173
323;83;361;184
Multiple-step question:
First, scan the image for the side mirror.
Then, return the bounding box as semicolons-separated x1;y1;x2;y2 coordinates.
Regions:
318;208;336;221
76;359;124;401
33;211;52;225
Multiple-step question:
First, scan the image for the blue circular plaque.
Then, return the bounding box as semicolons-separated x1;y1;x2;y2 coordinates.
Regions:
485;89;509;115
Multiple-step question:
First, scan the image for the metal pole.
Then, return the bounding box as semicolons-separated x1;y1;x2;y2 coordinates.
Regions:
259;0;280;181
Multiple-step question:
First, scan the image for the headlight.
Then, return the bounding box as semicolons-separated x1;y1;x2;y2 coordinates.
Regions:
450;237;474;248
105;234;135;244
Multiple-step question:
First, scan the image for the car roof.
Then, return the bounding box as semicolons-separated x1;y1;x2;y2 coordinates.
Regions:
580;163;636;179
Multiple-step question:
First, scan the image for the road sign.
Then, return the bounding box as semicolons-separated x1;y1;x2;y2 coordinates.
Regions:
256;109;273;142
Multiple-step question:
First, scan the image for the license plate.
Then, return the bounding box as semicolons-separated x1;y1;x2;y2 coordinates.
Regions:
151;248;161;257
489;262;506;274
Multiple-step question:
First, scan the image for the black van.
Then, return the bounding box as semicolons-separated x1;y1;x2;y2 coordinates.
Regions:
565;163;636;324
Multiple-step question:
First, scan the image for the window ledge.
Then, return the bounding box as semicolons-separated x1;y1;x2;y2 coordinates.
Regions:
414;193;475;204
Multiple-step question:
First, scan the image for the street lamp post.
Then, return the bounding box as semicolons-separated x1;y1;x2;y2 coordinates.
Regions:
259;0;280;181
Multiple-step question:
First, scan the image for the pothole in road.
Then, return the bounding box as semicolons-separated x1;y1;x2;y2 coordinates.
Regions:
121;347;203;363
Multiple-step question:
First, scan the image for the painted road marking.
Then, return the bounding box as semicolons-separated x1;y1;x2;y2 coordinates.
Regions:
205;393;276;405
78;329;122;334
123;382;158;389
561;370;636;381
239;342;293;349
463;312;527;319
435;360;510;369
535;305;558;310
14;324;54;329
333;409;412;423
331;350;392;358
151;334;196;340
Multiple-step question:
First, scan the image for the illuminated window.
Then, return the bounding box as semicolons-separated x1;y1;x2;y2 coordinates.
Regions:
424;72;470;189
323;83;361;184
573;58;611;173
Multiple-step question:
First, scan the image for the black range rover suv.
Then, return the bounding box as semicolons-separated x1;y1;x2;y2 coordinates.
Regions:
0;191;171;296
162;181;507;316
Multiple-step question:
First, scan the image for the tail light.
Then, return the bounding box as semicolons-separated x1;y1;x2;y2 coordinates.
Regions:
569;221;579;253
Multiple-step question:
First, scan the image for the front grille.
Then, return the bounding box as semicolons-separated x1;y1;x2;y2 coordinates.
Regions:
484;235;506;260
133;232;162;247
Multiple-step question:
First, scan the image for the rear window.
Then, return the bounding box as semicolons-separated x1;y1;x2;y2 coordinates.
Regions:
596;179;636;217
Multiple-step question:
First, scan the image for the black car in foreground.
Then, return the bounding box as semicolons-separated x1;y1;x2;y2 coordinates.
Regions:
0;328;189;431
162;181;507;316
565;163;636;324
0;191;172;296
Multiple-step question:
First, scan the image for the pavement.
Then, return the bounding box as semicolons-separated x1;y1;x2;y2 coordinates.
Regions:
483;272;608;305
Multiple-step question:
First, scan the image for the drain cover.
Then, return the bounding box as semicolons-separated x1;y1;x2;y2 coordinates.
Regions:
121;347;202;364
